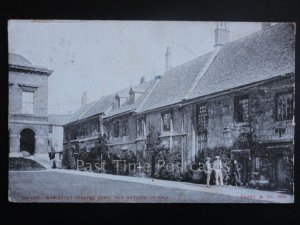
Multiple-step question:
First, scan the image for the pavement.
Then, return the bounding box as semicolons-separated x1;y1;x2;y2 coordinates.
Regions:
30;158;294;203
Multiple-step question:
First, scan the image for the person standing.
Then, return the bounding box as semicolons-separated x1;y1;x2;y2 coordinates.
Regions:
213;156;224;186
49;148;56;169
204;157;212;187
232;159;242;186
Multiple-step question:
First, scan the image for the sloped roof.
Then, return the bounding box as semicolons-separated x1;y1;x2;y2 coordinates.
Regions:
139;52;212;112
68;101;97;123
186;23;295;99
66;23;295;124
67;79;157;123
9;53;32;66
48;114;72;126
9;53;53;74
81;94;115;119
104;79;157;118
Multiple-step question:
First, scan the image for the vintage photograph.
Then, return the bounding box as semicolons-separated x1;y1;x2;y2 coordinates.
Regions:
8;20;295;203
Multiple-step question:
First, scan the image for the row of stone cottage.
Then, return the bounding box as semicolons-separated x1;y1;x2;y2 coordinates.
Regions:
63;23;295;190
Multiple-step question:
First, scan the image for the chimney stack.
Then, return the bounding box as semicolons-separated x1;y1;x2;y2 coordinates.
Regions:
81;91;87;106
165;46;171;71
140;76;145;84
214;22;230;47
155;75;162;80
261;22;272;30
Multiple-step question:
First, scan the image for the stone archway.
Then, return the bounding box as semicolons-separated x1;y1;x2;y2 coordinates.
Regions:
20;128;36;155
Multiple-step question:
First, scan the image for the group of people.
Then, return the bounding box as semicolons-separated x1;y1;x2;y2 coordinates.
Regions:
204;156;242;187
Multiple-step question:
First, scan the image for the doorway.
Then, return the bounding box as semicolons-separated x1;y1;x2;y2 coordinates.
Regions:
20;128;35;155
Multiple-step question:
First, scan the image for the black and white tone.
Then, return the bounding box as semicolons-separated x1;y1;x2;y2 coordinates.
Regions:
8;20;295;203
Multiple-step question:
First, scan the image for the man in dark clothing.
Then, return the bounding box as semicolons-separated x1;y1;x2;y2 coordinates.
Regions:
49;149;56;169
232;160;242;186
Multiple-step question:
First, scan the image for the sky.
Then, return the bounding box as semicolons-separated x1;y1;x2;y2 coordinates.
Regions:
8;20;264;115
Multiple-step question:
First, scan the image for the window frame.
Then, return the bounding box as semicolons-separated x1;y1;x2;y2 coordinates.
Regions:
137;116;145;138
48;125;53;134
121;118;129;137
196;103;208;131
234;94;249;123
112;120;120;137
161;111;172;133
22;90;34;114
275;91;294;121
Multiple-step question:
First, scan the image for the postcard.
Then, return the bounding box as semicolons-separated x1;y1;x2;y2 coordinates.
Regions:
8;20;295;203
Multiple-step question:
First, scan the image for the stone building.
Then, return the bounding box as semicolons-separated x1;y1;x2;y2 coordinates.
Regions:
63;78;159;156
8;53;53;157
48;114;72;152
64;23;295;190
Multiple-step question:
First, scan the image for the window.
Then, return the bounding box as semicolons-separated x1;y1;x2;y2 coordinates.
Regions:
121;119;128;137
48;125;53;133
197;131;207;153
113;121;120;137
22;91;34;114
275;128;286;138
114;95;120;108
197;104;208;131
255;157;260;170
234;95;249;122
137;117;145;137
276;93;293;121
162;112;171;132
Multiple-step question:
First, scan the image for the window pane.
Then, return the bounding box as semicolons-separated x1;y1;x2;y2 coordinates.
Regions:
22;91;34;114
162;113;171;132
137;118;144;137
277;93;293;120
234;95;249;122
198;104;208;130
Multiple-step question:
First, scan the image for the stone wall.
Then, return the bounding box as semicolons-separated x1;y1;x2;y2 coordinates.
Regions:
9;69;50;156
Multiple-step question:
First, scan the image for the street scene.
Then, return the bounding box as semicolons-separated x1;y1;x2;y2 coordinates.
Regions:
8;21;295;203
9;169;292;203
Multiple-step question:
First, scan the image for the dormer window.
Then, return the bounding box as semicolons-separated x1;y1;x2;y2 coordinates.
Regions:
115;94;120;108
129;88;135;104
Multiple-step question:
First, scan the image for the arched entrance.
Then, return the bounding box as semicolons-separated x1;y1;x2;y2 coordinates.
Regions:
20;128;35;155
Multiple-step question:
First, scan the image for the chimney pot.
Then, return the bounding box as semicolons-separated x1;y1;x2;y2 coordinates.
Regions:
214;22;230;47
140;76;145;84
155;75;162;80
165;46;171;71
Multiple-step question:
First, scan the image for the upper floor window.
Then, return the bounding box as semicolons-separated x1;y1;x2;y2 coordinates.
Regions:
276;92;293;121
112;120;120;137
22;91;34;114
137;117;145;137
162;112;171;132
234;95;249;122
121;119;129;137
197;103;208;131
48;125;53;133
